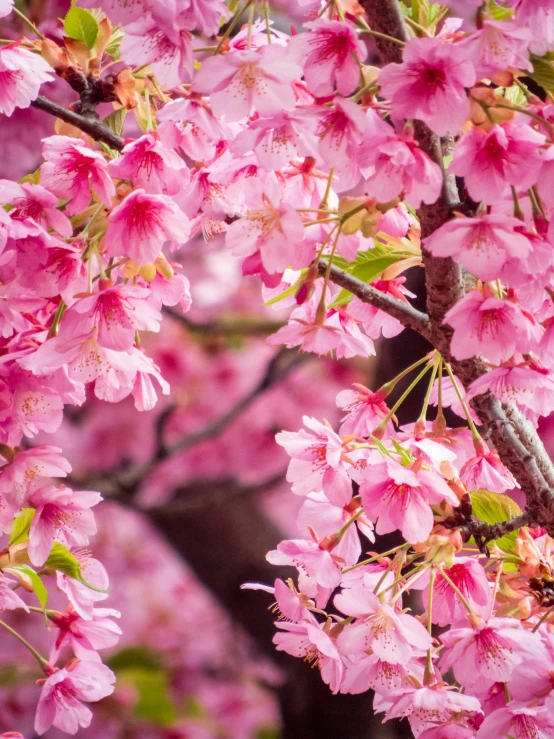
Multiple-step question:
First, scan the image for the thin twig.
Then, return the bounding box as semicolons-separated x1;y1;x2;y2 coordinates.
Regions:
31;95;124;151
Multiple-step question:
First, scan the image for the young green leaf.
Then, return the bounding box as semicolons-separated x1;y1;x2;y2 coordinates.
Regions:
8;508;35;547
469;489;523;554
13;565;48;610
64;6;99;49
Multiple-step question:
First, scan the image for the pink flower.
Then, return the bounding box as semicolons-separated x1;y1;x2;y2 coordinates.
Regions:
378;37;475;136
335;588;432;663
120;16;193;87
316;98;368;191
0;180;72;237
288;19;367;97
0;445;71;511
35;659;115;735
276;416;353;505
336;383;392;437
449;123;546;204
157;96;231;162
18;239;88;303
359;458;459;544
194;45;302;122
440;617;542;687
445;290;540;364
466;365;554;424
59;284;162;352
40;136;115;216
385;684;482;736
460;445;518;493
0;0;13;18
341;652;409;695
273;620;344;693
104;188;191;264
360;123;443;208
0;572;29;612
0;371;64;446
230;111;318;171
297;492;373;566
226;177;306;274
28;485;102;566
0;43;53;117
514;0;554;55
107;133;189;195
423;214;532;281
419;726;475;739
460;19;532;78
50;606;121;662
411;558;491;627
476;705;554;739
266;538;342;598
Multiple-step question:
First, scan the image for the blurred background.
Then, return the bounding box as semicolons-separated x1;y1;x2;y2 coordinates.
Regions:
0;2;441;737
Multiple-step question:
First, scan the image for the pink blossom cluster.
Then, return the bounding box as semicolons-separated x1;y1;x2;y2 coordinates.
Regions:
3;0;554;735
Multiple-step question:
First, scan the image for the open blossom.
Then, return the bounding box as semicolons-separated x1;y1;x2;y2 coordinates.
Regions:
460;19;532;78
445;290;540;364
336;384;392;437
104;188;191;264
476;705;554;739
0;0;13;17
0;43;53;117
0;180;72;237
266;538;342;601
316;98;368;191
360;122;443;208
107;133;189;195
0;572;29;612
514;0;554;55
424;214;532;281
0;445;71;512
50;607;121;662
288;19;367;97
440;617;542;687
378;37;475;136
335;588;432;664
411;558;491;627
194;45;302;122
120;16;193;87
28;485;102;566
59;284;162;352
460;442;518;492
230;112;318;171
449;123;546;204
226;178;306;274
40;136;115;216
276;416;353;506
35;659;115;735
157;97;231;161
359;458;459;544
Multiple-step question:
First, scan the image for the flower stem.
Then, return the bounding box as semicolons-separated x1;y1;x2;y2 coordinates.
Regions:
13;7;45;40
419;356;440;422
443;362;481;441
215;0;252;54
376;362;434;433
341;544;408;573
0;620;48;667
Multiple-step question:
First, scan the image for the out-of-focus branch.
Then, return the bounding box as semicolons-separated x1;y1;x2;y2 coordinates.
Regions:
75;348;308;497
163;307;283;336
31;95;124;151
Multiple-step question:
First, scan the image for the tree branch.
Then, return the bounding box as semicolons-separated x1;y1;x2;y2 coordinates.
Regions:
318;259;432;339
31;95;124;151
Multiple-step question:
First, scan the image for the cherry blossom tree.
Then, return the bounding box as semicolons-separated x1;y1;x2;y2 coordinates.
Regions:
3;0;554;736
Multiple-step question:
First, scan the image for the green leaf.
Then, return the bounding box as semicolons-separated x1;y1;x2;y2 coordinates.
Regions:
103;108;127;136
529;54;554;93
63;6;99;49
487;1;514;20
45;543;110;592
470;489;523;554
14;565;48;610
108;646;164;672
105;25;124;59
9;508;35;546
391;439;413;467
257;729;280;739
98;141;119;159
119;667;176;725
504;84;527;107
327;250;401;309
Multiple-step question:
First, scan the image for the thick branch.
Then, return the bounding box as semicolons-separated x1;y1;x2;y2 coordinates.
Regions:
31;95;124;151
318;260;432;339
